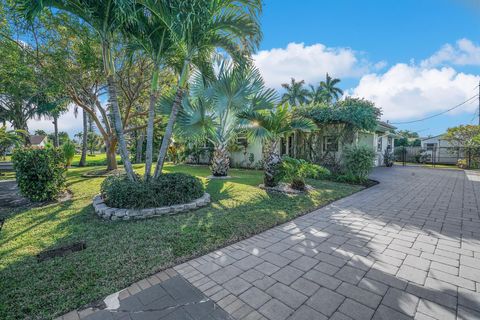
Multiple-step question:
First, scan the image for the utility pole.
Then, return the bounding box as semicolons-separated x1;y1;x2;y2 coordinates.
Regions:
478;81;480;125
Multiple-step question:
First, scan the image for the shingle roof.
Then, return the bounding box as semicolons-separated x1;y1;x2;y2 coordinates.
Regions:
29;135;47;145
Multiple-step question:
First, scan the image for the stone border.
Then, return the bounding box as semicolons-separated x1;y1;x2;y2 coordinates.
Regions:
93;193;211;221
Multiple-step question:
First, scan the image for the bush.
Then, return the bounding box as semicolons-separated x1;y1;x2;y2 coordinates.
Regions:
383;149;394;167
12;147;66;201
62;141;76;167
280;156;328;190
343;145;375;182
101;172;205;209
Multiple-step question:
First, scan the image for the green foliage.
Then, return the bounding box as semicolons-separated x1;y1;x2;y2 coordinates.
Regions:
12;147;66;201
444;125;480;148
394;130;421;147
280;156;329;190
101;172;204;209
0;126;25;157
301;97;382;132
343;145;375;182
62;141;76;166
383;149;394;167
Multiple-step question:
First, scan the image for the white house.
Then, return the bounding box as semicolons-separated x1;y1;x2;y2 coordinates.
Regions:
230;121;397;168
420;134;463;164
29;135;48;148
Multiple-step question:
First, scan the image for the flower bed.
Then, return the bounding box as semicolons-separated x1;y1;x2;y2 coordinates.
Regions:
93;193;211;220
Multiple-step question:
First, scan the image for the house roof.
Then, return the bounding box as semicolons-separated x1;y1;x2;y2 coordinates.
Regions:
29;135;47;145
376;121;397;132
421;134;445;141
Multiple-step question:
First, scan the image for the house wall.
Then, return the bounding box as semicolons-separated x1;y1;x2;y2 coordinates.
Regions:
230;141;263;168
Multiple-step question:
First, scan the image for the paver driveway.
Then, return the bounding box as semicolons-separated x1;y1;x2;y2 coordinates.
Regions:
65;166;480;320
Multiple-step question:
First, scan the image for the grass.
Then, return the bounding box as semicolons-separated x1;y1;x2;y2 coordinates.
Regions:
71;153;121;167
0;171;15;181
0;164;362;319
0;155;11;162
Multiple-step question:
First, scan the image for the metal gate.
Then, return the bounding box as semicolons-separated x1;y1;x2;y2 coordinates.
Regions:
395;146;480;169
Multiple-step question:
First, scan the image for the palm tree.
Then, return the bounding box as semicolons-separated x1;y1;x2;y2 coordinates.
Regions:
0;126;25;159
177;60;276;177
281;78;309;106
21;0;138;181
238;104;316;187
151;0;263;178
319;73;343;103
307;84;328;104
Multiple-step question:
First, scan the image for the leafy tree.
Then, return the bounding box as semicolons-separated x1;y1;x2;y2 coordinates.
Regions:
152;0;263;178
319;73;343;103
177;60;276;177
444;125;480;148
395;130;421;147
34;129;47;136
281;78;309;106
238;104;315;187
21;0;140;181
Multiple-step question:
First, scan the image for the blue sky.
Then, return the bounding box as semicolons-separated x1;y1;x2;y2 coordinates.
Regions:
30;0;480;137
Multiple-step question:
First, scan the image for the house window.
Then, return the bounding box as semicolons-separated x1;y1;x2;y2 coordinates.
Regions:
387;137;393;151
377;137;383;152
426;143;436;151
323;136;338;152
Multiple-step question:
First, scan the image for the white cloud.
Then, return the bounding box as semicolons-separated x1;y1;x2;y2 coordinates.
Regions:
421;38;480;68
253;42;379;88
352;63;480;121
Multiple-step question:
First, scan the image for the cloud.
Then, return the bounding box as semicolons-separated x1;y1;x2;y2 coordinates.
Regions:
27;104;83;136
421;38;480;68
352;63;480;121
253;42;379;88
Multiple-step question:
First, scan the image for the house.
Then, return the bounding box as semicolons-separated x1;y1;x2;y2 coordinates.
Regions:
29;135;48;148
230;121;398;168
420;134;464;164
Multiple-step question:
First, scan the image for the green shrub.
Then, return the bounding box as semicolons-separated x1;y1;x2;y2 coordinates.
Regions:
62;141;76;167
343;145;375;182
383;149;394;167
280;156;328;190
12;147;66;201
101;172;205;209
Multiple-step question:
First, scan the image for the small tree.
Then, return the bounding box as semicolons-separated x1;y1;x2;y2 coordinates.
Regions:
343;145;375;182
0;126;25;159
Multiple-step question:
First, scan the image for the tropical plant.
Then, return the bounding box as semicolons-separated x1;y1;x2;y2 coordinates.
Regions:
0;126;25;158
383;149;394;167
12;147;66;201
307;84;327;104
177;61;276;176
279;156;326;190
343;145;375;182
62;140;76;167
238;103;316;187
21;0;139;181
319;73;343;103
281;78;309;106
152;0;264;178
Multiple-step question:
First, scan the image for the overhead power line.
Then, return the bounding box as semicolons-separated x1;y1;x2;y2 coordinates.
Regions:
391;94;479;125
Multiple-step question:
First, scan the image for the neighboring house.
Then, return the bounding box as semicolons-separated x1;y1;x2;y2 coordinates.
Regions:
420;134;464;164
230;121;398;168
29;135;48;148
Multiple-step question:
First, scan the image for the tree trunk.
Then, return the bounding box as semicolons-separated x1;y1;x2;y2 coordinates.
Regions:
53;117;59;147
106;74;136;181
105;139;118;171
264;140;281;187
144;83;158;179
153;88;184;178
135;130;144;164
211;143;230;176
79;109;88;167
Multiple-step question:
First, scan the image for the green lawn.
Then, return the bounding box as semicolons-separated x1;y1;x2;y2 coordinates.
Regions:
0;155;11;162
0;164;362;319
71;153;121;167
0;171;15;181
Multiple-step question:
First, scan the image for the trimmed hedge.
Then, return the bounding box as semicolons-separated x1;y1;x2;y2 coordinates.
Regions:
12;147;66;202
100;172;205;209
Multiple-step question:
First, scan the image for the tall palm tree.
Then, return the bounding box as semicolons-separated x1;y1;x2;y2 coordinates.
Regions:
307;84;328;104
238;104;315;187
319;73;343;103
281;78;309;106
21;0;138;181
177;60;276;177
151;0;263;178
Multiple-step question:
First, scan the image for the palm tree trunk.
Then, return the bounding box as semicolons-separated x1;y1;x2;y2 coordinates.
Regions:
153;88;184;178
264;140;281;187
211;142;230;176
79;109;88;167
53;116;59;147
144;68;159;180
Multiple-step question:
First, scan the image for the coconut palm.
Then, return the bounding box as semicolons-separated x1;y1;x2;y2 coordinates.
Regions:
176;61;276;177
151;0;263;178
320;73;343;103
307;84;328;104
238;104;316;187
281;78;309;106
21;0;138;181
0;126;25;158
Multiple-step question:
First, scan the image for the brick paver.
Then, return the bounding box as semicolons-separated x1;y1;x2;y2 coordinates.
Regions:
61;167;480;319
